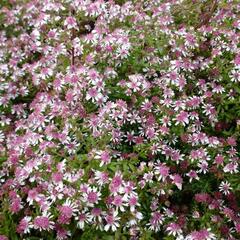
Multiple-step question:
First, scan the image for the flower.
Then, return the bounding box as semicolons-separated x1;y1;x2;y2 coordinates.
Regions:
0;235;8;240
109;172;124;194
223;162;238;174
82;187;101;207
219;181;232;195
166;223;183;236
148;211;164;232
229;69;240;82
58;199;78;224
175;111;189;126
64;17;77;29
128;194;140;212
170;174;183;190
94;170;109;186
95;150;111;166
104;211;120;232
77;211;91;229
186;228;216;240
154;162;170;181
33;213;54;231
16;217;32;234
112;194;127;212
186;170;199;182
56;226;71;240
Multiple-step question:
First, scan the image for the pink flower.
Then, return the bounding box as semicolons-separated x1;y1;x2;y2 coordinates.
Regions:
128;195;140;212
175;111;189;126
170;174;183;190
94;170;109;186
77;212;91;229
235;223;240;233
148;211;164;232
104;211;120;232
90;208;102;222
234;54;240;66
166;223;182;236
195;193;211;203
186;170;199;182
227;137;237;146
186;229;216;240
64;17;77;29
223;162;238;173
214;155;224;166
109;172;123;193
17;217;32;234
95;150;111;166
112;195;127;212
0;235;8;240
154;162;170;181
58;199;78;224
10;197;22;213
56;226;71;240
33;213;54;231
82;187;101;207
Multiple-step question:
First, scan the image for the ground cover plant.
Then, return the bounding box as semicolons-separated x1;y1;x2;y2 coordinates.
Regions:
0;0;240;239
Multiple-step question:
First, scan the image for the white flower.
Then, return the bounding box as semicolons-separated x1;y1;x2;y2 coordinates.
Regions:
33;212;54;231
64;16;78;29
166;223;183;237
185;228;216;240
18;216;33;234
223;162;238;174
104;211;120;232
229;69;240;82
76;210;91;229
82;187;101;207
219;181;232;195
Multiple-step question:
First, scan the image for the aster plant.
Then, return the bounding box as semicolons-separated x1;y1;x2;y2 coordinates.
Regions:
0;0;240;239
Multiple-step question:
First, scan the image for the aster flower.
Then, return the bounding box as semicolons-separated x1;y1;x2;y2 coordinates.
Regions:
186;228;216;240
186;170;199;182
56;227;71;240
58;199;78;220
104;211;120;232
64;16;78;29
95;150;111;167
16;217;32;234
219;181;232;195
154;162;170;182
128;194;140;212
76;211;91;229
229;69;240;82
33;212;54;231
197;160;209;174
175;111;189;126
112;194;128;212
223;162;238;174
90;208;103;223
148;211;164;232
127;74;143;92
82;187;101;207
109;172;124;194
0;235;8;240
166;223;183;237
170;174;183;190
94;170;109;186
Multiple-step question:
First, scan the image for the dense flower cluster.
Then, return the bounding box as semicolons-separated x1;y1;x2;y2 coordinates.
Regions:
0;0;239;239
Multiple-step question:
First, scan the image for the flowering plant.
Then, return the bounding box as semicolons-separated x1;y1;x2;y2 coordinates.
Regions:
0;0;239;239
